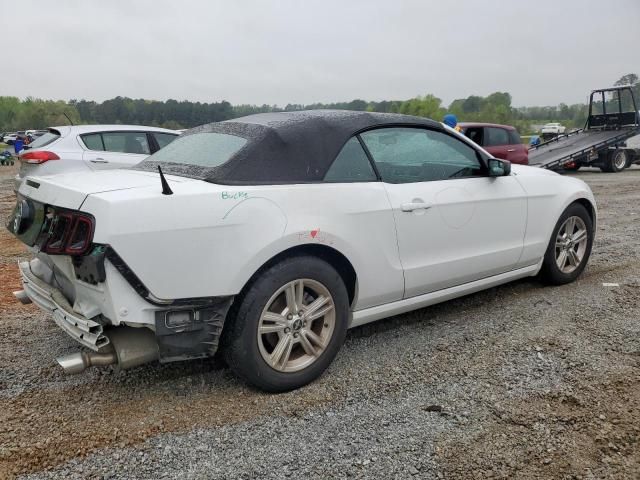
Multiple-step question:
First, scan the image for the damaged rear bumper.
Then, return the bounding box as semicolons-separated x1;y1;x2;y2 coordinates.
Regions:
18;260;109;350
17;258;235;364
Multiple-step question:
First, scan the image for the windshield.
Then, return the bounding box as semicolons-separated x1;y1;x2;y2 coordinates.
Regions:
148;132;247;168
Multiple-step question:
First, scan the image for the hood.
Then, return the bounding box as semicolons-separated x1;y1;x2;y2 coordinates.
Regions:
510;164;559;177
18;169;195;210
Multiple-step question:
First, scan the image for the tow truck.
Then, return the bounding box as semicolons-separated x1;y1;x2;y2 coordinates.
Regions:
529;86;639;172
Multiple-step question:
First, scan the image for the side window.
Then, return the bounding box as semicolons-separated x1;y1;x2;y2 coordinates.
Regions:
485;127;510;147
464;127;484;146
102;132;150;155
324;137;377;183
360;128;483;183
153;132;178;150
508;130;522;145
82;133;104;151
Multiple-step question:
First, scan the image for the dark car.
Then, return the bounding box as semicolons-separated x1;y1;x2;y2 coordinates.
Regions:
459;122;528;165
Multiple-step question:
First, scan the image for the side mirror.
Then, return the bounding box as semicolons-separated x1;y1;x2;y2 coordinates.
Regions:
488;158;511;177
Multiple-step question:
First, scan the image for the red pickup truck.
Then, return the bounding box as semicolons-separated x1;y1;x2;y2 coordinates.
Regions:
459;122;529;165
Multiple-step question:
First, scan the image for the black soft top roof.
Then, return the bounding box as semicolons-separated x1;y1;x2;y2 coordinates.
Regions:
136;110;442;185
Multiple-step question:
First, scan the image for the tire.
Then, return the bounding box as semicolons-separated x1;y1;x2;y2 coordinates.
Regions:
606;150;627;173
625;153;634;169
539;203;593;285
222;255;349;392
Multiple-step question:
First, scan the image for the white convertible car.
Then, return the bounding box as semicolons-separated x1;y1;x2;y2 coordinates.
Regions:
8;111;596;392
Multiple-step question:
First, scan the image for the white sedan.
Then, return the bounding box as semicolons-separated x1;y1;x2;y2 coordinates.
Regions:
13;125;179;191
540;122;567;136
8;111;596;392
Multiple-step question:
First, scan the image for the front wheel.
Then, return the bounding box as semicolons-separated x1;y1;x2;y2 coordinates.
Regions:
223;256;349;392
539;203;593;285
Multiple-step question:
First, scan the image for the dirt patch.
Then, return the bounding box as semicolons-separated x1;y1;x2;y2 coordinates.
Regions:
437;375;640;479
0;263;24;310
0;372;340;478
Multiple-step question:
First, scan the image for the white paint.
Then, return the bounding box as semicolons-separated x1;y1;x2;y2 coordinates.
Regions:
18;158;596;330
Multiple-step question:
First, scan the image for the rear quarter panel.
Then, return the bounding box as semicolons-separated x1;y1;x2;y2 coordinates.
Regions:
82;182;404;309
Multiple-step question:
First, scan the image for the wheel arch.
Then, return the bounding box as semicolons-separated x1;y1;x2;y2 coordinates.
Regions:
572;197;597;230
237;244;358;308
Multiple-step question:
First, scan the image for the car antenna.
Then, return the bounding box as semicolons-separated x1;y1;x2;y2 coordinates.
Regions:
158;165;173;195
63;112;74;126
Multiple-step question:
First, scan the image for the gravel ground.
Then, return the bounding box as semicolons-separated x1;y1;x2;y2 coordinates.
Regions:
0;163;639;479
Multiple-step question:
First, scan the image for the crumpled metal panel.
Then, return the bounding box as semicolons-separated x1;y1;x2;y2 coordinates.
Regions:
18;261;109;351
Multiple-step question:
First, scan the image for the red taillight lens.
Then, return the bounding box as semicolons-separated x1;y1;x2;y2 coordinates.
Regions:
65;216;93;254
43;210;95;256
44;213;73;253
19;151;60;164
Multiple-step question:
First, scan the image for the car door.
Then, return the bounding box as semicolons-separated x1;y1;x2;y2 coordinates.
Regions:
483;126;511;160
360;127;527;298
505;129;529;165
81;131;152;170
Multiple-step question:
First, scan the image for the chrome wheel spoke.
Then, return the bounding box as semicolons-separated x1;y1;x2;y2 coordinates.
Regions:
564;217;576;235
270;335;293;368
260;312;288;334
568;249;581;267
299;331;318;356
572;229;587;244
304;328;325;348
304;295;333;321
557;250;568;269
285;280;304;314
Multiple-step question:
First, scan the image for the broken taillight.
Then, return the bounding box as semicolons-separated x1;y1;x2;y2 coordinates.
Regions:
43;210;95;256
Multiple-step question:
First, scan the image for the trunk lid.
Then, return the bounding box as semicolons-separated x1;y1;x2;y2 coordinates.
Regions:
18;169;195;210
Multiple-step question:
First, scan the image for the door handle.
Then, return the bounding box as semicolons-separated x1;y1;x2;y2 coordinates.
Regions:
401;202;432;212
507;149;516;152
90;158;109;163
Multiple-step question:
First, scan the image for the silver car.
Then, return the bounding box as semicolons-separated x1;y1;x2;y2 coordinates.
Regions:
15;125;179;191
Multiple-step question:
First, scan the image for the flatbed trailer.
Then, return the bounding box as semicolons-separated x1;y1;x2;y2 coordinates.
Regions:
528;86;639;172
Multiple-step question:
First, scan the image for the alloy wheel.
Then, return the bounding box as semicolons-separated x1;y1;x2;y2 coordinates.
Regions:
555;216;588;274
257;279;336;372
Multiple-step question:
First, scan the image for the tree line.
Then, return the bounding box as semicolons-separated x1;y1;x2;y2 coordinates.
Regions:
1;74;638;135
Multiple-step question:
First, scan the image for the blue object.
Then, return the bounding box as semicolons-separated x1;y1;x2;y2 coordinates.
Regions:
529;135;541;146
13;139;24;153
443;114;458;128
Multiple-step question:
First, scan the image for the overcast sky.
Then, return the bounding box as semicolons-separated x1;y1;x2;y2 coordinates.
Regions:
5;0;639;107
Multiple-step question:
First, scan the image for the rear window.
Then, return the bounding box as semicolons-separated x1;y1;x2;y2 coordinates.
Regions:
508;130;521;145
148;132;247;168
26;131;60;149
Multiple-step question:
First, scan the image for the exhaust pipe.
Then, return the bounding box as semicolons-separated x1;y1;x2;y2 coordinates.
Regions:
57;351;117;374
13;290;32;305
57;327;159;374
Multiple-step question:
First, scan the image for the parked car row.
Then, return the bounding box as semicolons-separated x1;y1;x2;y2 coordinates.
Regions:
2;130;47;145
7;110;596;392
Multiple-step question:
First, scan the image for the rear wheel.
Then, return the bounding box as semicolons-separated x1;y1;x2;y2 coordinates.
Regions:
605;149;627;173
223;256;349;392
539;203;593;285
